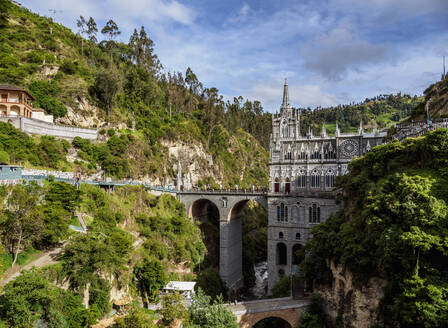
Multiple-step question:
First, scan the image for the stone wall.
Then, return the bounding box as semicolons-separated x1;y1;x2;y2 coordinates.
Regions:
0;117;97;140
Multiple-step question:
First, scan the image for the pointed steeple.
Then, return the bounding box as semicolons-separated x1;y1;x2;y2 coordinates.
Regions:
282;78;290;109
335;122;340;137
358;120;363;135
321;124;327;137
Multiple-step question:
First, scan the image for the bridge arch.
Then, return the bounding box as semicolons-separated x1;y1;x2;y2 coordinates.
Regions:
253;316;293;328
188;198;221;220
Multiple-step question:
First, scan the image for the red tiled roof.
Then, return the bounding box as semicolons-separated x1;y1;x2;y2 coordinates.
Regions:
0;84;34;100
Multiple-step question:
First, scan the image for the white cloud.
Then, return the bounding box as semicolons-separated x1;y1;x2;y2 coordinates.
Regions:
245;81;339;111
302;27;386;80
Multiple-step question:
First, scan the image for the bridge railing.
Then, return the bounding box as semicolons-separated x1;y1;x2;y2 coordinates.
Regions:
178;189;268;195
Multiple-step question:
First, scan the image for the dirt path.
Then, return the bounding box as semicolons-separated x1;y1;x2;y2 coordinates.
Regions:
0;245;64;287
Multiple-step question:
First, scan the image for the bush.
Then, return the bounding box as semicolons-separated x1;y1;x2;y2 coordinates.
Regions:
60;59;77;75
271;275;290;298
0;151;9;164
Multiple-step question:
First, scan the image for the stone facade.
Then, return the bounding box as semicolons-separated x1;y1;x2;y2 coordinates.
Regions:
267;80;386;291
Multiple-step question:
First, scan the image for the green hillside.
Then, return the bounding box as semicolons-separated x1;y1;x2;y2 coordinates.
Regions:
0;0;270;188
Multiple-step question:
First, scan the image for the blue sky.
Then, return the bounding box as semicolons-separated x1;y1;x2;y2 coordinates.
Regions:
20;0;448;111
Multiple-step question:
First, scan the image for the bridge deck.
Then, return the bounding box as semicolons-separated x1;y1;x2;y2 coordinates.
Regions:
227;297;310;315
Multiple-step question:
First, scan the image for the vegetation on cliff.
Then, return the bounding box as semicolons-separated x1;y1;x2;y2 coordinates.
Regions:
301;129;448;327
0;181;212;326
0;0;269;187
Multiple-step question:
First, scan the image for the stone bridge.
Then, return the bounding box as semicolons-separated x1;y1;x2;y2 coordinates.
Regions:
177;191;268;290
226;297;310;328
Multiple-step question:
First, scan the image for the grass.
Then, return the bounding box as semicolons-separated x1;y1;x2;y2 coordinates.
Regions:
0;247;41;275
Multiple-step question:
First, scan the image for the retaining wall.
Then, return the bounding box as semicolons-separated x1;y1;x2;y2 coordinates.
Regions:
0;117;97;140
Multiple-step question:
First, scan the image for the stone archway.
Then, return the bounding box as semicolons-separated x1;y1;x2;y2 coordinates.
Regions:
238;308;300;328
189;199;221;267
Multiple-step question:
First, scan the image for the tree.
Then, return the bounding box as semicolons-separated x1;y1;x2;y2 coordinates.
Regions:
101;19;121;60
160;292;189;326
185;67;202;95
113;305;156;328
271;275;291;298
0;269;90;328
76;15;87;55
128;26;160;74
92;69;120;123
188;288;237;328
133;258;166;304
0;183;43;266
86;16;98;43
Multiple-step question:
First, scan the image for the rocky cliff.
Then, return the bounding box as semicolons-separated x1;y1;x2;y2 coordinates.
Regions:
316;262;386;328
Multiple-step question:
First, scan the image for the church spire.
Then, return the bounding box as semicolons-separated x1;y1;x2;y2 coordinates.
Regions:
282;78;290;109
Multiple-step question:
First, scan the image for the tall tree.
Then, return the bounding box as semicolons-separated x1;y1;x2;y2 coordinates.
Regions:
86;16;98;43
128;26;160;74
76;15;87;56
0;183;43;266
185;67;202;95
101;19;121;61
92;69;120;123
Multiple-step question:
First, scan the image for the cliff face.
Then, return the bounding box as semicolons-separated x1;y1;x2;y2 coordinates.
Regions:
425;76;448;118
316;262;386;328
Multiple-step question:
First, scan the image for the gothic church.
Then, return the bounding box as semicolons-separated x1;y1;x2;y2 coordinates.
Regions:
267;80;386;291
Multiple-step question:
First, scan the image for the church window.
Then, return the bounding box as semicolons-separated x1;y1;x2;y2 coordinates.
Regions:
274;178;280;192
325;170;335;188
296;233;301;240
297;171;306;188
309;204;321;223
276;243;287;265
285;178;290;193
279;232;284;239
310;170;320;188
277;203;288;222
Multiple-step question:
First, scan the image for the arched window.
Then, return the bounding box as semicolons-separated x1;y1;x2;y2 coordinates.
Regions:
276;243;287;265
297;170;306;188
285;151;292;160
296;232;301;240
274;178;280;193
285;178;290;194
292;244;303;265
282;121;289;138
277;203;288;222
325;170;335;188
309;204;321;223
310;170;320;188
279;232;284;239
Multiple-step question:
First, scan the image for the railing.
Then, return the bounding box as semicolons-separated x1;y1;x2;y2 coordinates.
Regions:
178;189;268;195
393;120;448;141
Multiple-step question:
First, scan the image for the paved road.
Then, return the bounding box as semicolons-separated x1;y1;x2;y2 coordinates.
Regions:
227;297;310;315
0;245;63;287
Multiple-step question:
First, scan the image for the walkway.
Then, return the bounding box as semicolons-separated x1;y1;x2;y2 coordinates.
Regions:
227;297;310;316
0;244;64;286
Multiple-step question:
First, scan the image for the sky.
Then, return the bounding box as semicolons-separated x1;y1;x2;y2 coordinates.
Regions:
20;0;448;112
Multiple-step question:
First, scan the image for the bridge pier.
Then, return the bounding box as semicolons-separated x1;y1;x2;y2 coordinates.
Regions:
177;191;267;292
